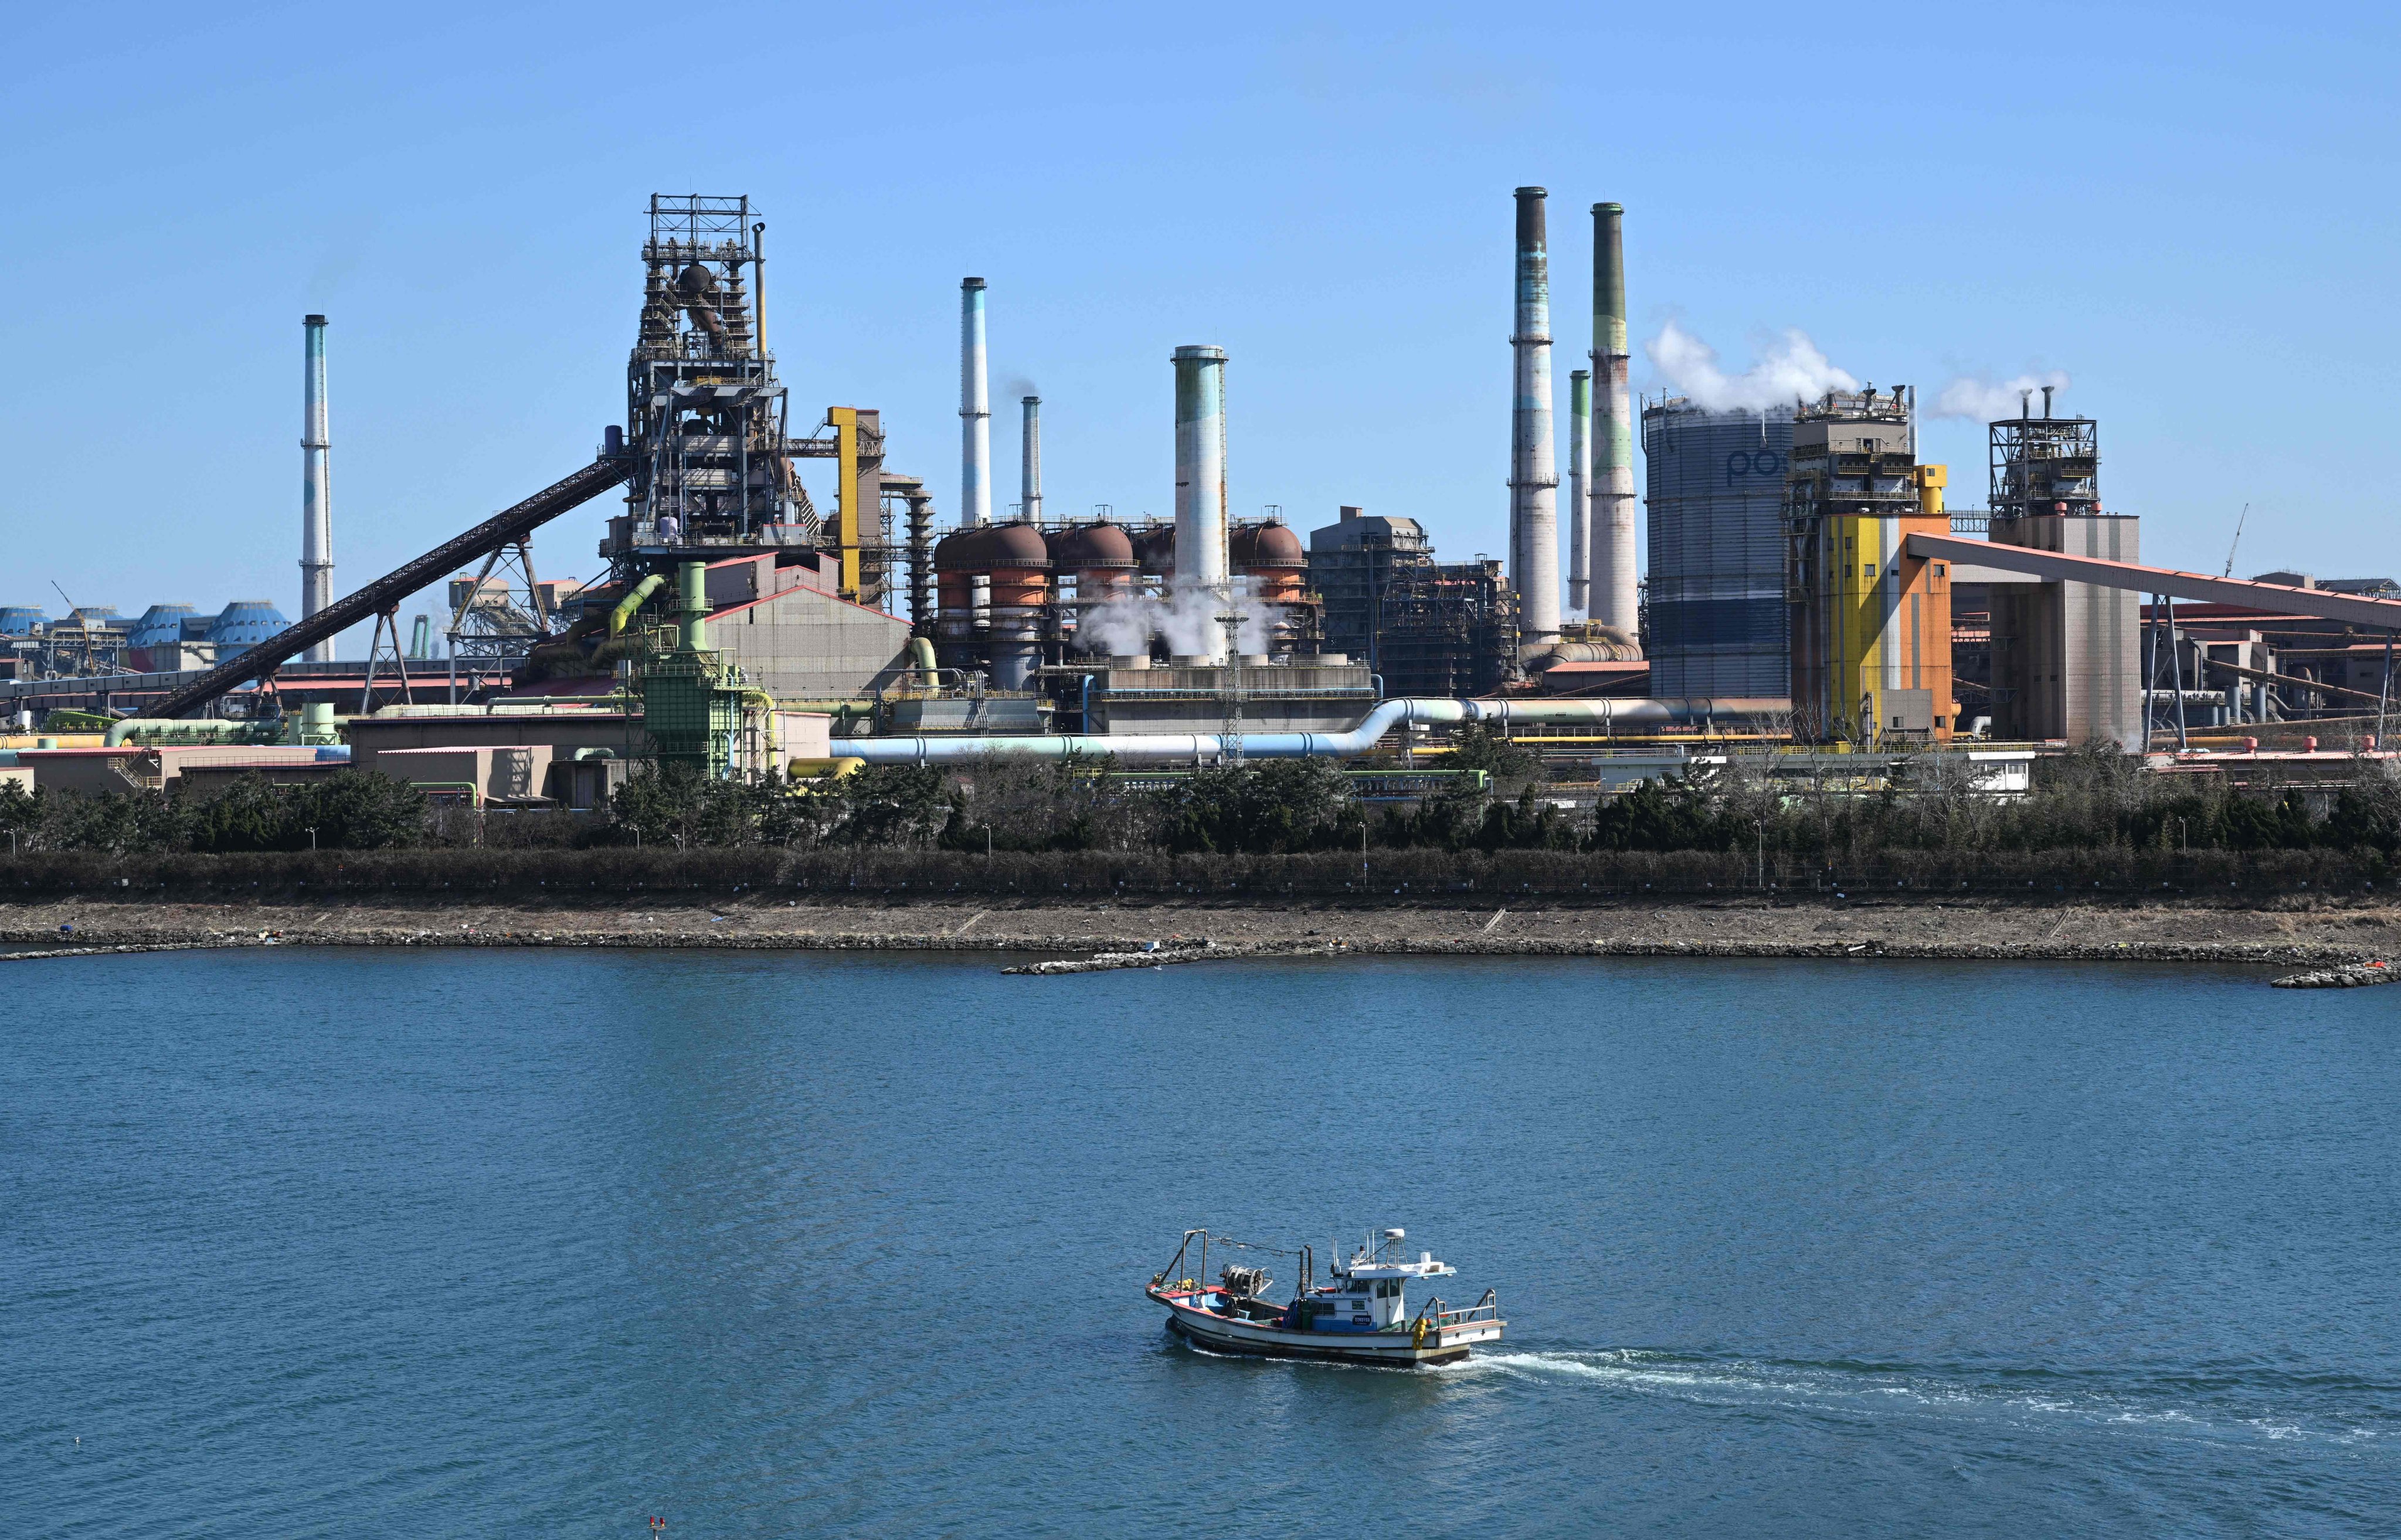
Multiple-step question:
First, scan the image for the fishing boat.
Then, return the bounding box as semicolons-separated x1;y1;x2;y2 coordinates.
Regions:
1145;1227;1503;1366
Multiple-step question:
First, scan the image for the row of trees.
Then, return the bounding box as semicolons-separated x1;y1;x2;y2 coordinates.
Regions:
0;770;427;854
605;739;2401;858
1586;746;2401;856
7;736;2401;859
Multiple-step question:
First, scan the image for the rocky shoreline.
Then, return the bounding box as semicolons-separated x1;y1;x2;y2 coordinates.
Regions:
3;893;2396;970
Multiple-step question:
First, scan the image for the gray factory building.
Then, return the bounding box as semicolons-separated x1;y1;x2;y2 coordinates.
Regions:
1641;399;1798;696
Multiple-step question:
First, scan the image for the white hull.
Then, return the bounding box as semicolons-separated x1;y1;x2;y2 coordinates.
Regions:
1152;1288;1503;1366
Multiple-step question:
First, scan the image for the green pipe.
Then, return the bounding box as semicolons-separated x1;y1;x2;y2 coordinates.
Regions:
772;700;878;724
104;718;249;747
407;780;484;810
609;573;668;637
677;561;708;651
908;635;938;689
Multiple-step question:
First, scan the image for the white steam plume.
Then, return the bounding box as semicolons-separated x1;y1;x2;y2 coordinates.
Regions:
1078;579;1279;657
1932;370;2072;422
1645;321;1857;412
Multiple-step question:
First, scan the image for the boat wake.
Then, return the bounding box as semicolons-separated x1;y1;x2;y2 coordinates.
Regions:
1441;1348;2392;1450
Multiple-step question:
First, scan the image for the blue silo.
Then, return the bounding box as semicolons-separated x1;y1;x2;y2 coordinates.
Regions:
206;601;292;647
128;604;198;648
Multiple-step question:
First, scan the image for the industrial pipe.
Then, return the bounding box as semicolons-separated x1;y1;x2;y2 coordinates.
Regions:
833;696;1788;765
908;635;939;689
675;561;708;651
609;573;669;635
104;718;250;747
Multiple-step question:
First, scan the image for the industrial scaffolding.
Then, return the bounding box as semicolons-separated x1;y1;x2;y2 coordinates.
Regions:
1376;559;1521;698
611;195;806;579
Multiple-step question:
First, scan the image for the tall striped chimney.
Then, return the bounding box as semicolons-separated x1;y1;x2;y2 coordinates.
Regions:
300;314;334;662
959;279;991;527
1171;345;1230;661
1590;202;1638;637
1509;188;1561;647
1568;368;1591;616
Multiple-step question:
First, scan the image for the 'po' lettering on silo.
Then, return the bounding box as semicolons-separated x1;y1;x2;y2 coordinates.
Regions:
1726;450;1784;487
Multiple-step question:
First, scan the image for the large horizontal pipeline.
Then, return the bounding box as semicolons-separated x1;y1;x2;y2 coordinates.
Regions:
833;697;1788;765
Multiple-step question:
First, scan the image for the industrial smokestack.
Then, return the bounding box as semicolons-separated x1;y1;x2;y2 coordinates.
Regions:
1171;345;1230;662
1509;188;1561;647
959;279;991;527
300;314;334;663
1568;368;1591;616
1589;202;1638;638
1021;395;1042;523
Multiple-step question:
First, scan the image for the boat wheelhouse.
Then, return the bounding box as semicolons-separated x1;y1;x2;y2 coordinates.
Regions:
1145;1227;1504;1366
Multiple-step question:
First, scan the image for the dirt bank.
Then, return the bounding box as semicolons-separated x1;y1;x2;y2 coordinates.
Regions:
5;893;2398;967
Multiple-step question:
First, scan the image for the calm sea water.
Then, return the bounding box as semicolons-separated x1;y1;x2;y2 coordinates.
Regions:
6;947;2398;1536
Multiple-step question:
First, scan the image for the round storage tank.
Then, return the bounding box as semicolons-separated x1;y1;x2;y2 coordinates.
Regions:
1132;526;1176;577
207;601;293;647
128;604;198;647
127;604;198;671
0;606;47;635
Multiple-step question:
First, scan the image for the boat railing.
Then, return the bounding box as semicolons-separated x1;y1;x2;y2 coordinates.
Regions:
1420;1289;1500;1328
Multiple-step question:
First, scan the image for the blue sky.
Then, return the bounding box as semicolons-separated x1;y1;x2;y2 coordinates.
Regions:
4;1;2395;651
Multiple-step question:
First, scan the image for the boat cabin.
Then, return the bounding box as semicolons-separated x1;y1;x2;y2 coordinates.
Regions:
1291;1229;1455;1332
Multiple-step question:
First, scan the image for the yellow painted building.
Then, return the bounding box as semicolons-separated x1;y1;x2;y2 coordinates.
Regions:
1785;390;1954;743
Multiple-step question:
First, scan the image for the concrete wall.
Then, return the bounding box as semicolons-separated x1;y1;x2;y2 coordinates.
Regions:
346;714;641;780
707;585;914;701
372;745;551;801
770;712;831;762
17;744;327;796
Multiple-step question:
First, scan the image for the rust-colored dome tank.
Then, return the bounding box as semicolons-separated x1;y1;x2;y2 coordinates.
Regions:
933;527;997;652
1132;525;1177;578
1231;521;1306;603
1049;522;1138;606
984;522;1052;690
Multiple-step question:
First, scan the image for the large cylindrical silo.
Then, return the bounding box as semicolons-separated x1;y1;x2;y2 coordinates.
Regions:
1643;399;1796;696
